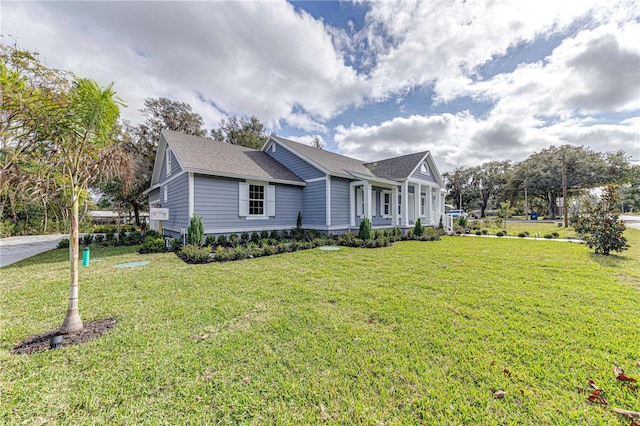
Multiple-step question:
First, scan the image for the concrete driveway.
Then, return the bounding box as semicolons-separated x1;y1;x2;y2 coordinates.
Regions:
621;215;640;230
0;234;68;268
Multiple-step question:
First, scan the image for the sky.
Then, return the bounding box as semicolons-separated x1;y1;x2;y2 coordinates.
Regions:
1;0;639;173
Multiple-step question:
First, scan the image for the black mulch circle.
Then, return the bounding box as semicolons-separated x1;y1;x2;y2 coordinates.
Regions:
11;318;117;355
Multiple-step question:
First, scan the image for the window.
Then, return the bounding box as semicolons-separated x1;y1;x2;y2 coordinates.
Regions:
272;144;276;153
166;148;172;176
398;194;402;216
421;195;426;216
239;182;275;218
381;191;391;217
420;161;430;176
249;184;265;216
163;186;168;203
356;187;364;217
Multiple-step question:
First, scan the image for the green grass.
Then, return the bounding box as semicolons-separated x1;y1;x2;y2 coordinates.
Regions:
467;219;578;238
1;231;639;424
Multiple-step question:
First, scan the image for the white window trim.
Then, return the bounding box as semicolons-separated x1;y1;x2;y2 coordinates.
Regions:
163;186;168;203
421;194;426;217
239;181;275;220
381;190;392;218
397;194;402;217
166;148;172;176
356;187;364;218
420;161;430;176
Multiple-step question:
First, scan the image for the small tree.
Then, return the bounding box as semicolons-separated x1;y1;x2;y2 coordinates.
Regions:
358;217;372;240
413;218;424;236
574;184;629;255
187;214;204;247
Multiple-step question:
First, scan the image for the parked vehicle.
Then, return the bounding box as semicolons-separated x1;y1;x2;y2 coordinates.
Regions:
449;209;468;219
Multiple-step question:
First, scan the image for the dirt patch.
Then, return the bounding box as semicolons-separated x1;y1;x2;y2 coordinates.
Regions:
11;318;117;355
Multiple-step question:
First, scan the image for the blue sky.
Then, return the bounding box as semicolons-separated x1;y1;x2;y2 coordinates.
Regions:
2;1;638;172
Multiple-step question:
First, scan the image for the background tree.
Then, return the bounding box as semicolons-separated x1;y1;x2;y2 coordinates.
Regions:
311;136;324;150
443;167;478;210
211;115;268;149
473;160;511;217
101;98;208;226
574;184;629;255
44;79;131;334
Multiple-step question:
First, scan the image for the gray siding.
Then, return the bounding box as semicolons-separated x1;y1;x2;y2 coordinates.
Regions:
267;143;324;180
160;148;182;182
194;175;303;232
163;173;189;231
147;187;160;204
371;186;392;227
302;180;326;226
330;177;350;226
411;163;437;183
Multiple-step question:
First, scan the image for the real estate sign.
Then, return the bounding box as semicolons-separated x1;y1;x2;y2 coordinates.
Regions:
150;208;169;221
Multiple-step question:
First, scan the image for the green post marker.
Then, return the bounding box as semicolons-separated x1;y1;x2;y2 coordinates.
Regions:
82;247;90;267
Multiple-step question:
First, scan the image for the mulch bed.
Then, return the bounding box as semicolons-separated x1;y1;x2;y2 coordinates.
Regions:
11;318;117;355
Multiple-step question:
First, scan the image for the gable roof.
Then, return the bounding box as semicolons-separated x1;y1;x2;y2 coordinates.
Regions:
266;135;375;179
364;151;429;181
151;130;305;187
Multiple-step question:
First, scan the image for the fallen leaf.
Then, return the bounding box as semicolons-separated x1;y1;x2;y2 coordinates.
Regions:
617;374;637;383
502;368;511;377
588;392;607;405
636;361;640;368
615;364;624;377
589;379;600;390
494;390;506;399
242;377;250;383
612;407;640;418
201;333;210;340
623;383;637;391
630;422;640;426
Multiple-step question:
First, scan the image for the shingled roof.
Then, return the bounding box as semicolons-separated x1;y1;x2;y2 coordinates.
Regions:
364;151;429;180
269;135;375;179
161;130;304;185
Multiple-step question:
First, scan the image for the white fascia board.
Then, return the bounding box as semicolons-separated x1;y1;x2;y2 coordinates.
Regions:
185;168;306;186
150;132;167;186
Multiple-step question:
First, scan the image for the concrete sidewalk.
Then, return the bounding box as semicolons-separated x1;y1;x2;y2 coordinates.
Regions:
0;234;68;268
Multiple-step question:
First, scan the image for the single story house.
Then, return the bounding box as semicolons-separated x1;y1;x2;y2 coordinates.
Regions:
144;130;446;238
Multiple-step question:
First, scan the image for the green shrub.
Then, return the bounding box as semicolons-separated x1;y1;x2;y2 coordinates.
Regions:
496;231;505;237
552;232;559;238
94;234;105;244
260;230;269;240
269;230;279;240
481;229;489;235
413;218;424;237
57;238;70;249
543;234;553;239
139;237;166;254
475;230;482;236
82;234;94;246
217;234;228;247
187;214;204;247
494;218;503;228
358;217;372;240
180;244;211;263
240;231;250;243
170;238;183;251
518;232;527;238
250;232;260;244
457;216;468;229
205;235;217;247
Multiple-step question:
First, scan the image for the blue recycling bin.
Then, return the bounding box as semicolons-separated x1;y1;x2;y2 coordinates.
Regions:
82;247;90;267
529;212;538;221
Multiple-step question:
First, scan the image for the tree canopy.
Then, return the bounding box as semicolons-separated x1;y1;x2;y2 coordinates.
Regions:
211;115;268;149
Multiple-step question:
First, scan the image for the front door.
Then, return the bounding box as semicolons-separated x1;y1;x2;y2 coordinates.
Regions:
408;193;415;224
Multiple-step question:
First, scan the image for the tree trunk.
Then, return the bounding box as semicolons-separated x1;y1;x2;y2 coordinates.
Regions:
59;185;83;334
133;203;141;227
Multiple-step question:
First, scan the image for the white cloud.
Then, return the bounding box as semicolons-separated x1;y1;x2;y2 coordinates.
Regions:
1;1;366;130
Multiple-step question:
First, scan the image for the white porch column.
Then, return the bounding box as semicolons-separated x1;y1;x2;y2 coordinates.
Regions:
392;186;398;226
364;182;372;220
402;181;409;227
426;186;433;225
415;183;421;220
349;182;356;227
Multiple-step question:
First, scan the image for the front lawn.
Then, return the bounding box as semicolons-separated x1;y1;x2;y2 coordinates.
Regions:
1;231;639;424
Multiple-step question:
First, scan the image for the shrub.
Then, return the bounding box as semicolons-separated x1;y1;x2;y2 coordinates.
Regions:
251;232;260;244
123;231;143;246
57;238;70;249
106;232;115;242
216;234;228;247
475;230;482;236
269;230;279;240
552;232;559;238
94;234;105;244
180;244;211;263
205;235;217;247
82;234;94;246
170;238;183;252
187;214;204;247
543;234;554;239
481;229;489;235
358;217;372;240
496;231;505;237
413;218;424;237
493;218;503;228
145;229;161;239
139;236;166;254
229;233;239;246
260;230;269;240
518;232;527;238
457;216;468;229
240;231;250;243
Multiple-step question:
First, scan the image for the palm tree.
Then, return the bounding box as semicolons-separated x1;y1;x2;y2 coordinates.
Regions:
44;79;130;334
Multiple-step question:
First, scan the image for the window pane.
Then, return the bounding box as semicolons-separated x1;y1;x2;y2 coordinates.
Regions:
249;184;265;215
